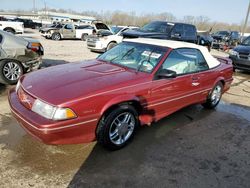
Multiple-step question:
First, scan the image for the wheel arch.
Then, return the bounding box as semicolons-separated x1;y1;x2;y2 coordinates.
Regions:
100;96;143;117
3;27;16;33
95;96;143;135
108;41;117;46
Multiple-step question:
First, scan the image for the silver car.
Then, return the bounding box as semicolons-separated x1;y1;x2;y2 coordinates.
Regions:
0;30;43;85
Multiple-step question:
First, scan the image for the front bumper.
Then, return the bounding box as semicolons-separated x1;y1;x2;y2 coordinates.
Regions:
229;56;250;71
41;32;51;38
8;89;98;144
87;40;106;52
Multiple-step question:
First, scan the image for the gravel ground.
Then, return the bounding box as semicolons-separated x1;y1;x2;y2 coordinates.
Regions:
0;29;249;188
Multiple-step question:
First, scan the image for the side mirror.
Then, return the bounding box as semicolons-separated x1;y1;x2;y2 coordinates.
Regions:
157;69;177;79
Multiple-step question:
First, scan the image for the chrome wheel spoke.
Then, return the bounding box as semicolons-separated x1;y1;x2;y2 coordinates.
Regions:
109;112;135;145
110;129;119;140
123;113;131;123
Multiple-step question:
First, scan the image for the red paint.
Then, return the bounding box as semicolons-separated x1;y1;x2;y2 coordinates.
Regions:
8;49;233;145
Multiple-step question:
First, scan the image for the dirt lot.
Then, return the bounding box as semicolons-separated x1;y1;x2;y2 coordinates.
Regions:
0;29;250;188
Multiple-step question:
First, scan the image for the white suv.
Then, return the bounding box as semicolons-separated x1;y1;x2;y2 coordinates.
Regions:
87;26;138;52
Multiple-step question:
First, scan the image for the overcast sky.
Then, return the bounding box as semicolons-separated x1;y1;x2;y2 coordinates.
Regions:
1;0;249;24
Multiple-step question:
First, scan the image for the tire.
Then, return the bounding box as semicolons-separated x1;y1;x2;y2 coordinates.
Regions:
96;104;139;150
107;42;117;51
81;34;88;41
202;82;223;109
0;59;23;85
51;33;61;41
4;28;15;34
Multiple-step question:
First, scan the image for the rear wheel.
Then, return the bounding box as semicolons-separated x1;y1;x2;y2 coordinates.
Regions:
51;33;61;41
96;104;139;150
0;59;23;85
107;42;117;51
81;33;88;41
202;82;223;109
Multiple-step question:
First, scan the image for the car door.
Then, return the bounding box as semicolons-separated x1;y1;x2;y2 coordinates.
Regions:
62;24;75;38
148;48;209;119
170;24;184;41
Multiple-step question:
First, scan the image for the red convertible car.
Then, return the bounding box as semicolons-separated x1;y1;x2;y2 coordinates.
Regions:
9;38;233;150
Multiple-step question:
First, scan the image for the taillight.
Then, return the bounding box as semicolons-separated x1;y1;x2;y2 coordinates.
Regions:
27;42;41;52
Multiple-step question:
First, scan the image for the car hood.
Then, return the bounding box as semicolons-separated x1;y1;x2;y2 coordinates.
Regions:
123;29;169;39
234;45;250;53
212;35;224;40
41;28;58;32
20;60;148;105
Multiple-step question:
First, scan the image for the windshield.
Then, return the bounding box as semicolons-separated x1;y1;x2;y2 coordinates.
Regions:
111;26;124;34
141;21;174;33
242;37;250;46
97;42;167;73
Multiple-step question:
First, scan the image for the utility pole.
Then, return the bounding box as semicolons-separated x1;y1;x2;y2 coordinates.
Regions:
242;0;250;37
33;0;36;13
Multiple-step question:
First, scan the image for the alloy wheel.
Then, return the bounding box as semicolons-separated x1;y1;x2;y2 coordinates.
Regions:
3;62;22;81
109;112;135;145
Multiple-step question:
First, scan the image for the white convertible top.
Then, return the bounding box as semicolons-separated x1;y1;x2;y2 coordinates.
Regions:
124;38;220;69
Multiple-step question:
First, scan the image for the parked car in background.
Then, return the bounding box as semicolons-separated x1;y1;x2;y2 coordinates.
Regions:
197;30;213;51
9;38;233;150
41;21;110;41
39;23;64;34
87;26;138;52
123;21;198;43
0;20;24;34
123;21;212;50
13;18;42;29
229;35;250;71
0;30;43;84
212;31;241;49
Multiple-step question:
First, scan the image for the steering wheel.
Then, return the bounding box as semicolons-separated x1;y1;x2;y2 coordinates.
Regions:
139;59;155;67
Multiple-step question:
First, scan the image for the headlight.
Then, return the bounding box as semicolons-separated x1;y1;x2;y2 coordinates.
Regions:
15;80;21;92
229;50;239;56
31;99;76;120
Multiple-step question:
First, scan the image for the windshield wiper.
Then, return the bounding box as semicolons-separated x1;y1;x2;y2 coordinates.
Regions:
109;48;135;63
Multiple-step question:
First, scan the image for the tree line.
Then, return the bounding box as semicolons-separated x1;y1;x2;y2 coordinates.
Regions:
1;8;249;33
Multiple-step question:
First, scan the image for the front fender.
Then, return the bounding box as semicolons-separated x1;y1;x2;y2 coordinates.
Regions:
100;94;141;115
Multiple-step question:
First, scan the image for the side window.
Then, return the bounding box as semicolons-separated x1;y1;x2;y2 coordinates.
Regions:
172;24;184;36
161;48;208;75
86;26;94;29
0;34;2;44
196;50;209;71
65;24;73;30
183;25;195;38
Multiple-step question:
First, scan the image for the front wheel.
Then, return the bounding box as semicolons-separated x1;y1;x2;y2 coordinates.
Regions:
0;59;23;85
81;34;88;41
51;33;61;41
107;42;117;51
96;105;139;150
202;82;223;109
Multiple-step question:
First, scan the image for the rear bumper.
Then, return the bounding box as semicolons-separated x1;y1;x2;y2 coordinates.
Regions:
8;89;98;144
229;56;250;71
23;57;42;70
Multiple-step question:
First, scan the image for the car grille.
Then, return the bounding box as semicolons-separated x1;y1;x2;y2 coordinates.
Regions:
239;52;250;60
17;87;35;110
